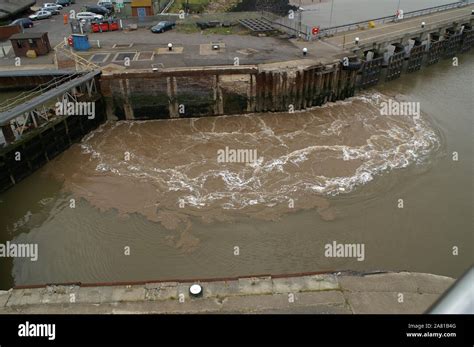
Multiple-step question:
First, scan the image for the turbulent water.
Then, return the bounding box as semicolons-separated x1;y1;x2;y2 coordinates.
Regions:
1;55;472;289
47;93;440;231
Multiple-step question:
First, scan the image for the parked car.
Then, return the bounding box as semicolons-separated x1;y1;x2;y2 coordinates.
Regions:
76;12;104;21
85;5;111;16
29;10;53;20
97;1;114;11
150;21;175;33
56;0;73;6
10;18;34;28
40;4;61;15
42;3;63;11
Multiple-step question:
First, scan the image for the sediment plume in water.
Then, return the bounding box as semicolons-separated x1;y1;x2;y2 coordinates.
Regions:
45;93;440;234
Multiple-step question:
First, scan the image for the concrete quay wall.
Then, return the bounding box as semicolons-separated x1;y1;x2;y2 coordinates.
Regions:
0;271;455;314
99;20;473;121
99;61;357;120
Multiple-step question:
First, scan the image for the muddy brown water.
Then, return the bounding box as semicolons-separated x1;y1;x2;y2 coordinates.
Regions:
0;55;473;289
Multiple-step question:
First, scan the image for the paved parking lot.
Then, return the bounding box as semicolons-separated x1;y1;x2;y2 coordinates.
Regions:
1;0;305;69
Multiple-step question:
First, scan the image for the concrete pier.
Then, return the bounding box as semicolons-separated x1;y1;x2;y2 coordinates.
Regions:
0;271;455;314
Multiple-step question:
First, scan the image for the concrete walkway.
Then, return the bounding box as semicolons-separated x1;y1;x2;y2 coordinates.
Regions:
0;271;454;314
323;4;474;50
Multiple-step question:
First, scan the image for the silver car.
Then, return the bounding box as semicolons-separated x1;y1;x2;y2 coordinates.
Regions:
76;12;104;21
42;3;63;11
29;10;53;20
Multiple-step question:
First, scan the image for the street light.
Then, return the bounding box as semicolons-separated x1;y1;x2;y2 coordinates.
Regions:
329;0;335;28
297;4;321;40
298;7;303;38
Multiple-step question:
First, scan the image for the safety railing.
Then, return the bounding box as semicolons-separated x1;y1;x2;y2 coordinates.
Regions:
53;42;100;72
261;11;313;40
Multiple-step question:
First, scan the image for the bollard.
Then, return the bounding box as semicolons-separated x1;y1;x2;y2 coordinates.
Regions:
421;22;426;29
355;37;360;45
302;47;308;56
189;284;203;298
168;43;173;51
63;14;68;25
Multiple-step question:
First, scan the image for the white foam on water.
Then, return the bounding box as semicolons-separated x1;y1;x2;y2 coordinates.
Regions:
81;93;440;209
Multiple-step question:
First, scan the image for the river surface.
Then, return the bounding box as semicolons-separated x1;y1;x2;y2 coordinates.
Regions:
0;53;472;289
300;0;473;28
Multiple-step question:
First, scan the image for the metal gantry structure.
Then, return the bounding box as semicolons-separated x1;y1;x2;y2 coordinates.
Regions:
0;43;101;145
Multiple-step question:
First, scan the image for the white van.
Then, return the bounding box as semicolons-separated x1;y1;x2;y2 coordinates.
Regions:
76;12;104;21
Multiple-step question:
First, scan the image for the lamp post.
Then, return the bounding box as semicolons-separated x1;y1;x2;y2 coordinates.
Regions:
297;0;303;39
297;3;320;41
329;0;335;28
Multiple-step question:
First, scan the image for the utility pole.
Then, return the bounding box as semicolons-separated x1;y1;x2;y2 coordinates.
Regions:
297;0;303;39
329;0;335;28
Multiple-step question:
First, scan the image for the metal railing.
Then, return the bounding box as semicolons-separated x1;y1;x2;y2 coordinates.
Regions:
427;266;474;314
260;12;312;40
54;42;100;71
161;0;175;13
0;73;80;113
262;11;312;40
318;1;470;37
